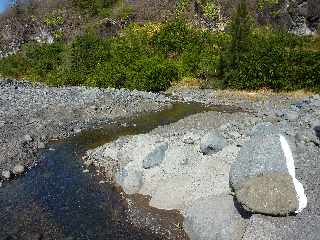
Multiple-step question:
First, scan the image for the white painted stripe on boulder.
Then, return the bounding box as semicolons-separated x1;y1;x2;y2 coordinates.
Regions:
279;134;307;213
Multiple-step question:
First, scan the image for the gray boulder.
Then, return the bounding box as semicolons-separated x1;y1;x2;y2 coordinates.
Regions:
143;142;168;169
248;122;274;137
312;121;320;139
184;195;248;240
285;112;299;122
116;168;143;194
200;133;226;155
230;133;299;215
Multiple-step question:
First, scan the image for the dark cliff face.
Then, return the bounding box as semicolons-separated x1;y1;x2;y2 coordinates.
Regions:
0;0;319;58
256;0;320;35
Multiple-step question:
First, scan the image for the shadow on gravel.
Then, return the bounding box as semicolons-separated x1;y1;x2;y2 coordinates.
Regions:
232;196;252;219
314;125;320;139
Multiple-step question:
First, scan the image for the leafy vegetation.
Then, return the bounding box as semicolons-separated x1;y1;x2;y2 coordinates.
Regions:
0;0;319;92
220;0;320;91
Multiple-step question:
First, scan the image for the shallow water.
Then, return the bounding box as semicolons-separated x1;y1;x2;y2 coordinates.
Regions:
0;103;240;240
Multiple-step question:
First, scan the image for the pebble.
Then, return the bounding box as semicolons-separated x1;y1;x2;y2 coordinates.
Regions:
12;164;25;175
1;170;11;180
73;128;82;133
84;159;94;167
24;134;33;142
38;142;45;149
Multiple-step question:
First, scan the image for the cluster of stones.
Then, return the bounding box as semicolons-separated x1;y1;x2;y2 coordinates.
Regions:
1;164;26;183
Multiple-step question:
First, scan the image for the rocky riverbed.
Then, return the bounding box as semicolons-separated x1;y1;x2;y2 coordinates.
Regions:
1;79;320;239
85;88;320;240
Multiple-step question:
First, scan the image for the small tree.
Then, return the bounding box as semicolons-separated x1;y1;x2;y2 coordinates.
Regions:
219;0;253;87
229;0;252;66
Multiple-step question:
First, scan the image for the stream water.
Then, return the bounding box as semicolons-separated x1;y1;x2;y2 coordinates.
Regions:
0;103;240;240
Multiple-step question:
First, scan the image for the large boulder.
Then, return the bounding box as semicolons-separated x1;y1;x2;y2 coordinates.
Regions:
230;130;306;216
248;122;274;137
183;195;248;240
312;120;320;139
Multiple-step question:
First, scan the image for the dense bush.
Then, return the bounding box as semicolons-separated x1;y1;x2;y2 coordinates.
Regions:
0;16;319;92
0;20;222;91
71;0;115;16
220;0;320;92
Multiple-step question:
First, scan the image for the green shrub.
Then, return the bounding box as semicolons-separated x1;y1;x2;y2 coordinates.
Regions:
203;2;220;21
125;57;180;92
152;20;194;55
44;15;64;27
60;32;110;85
0;53;29;79
1;15;318;93
72;0;115;16
222;26;320;91
23;42;65;81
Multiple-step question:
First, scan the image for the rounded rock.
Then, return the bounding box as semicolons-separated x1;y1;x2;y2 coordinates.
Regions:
1;170;11;180
200;132;226;155
12;164;25;175
24;134;33;142
38;142;45;149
